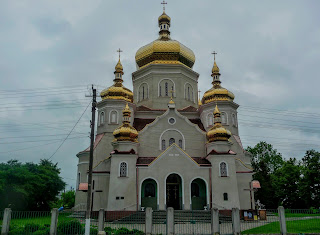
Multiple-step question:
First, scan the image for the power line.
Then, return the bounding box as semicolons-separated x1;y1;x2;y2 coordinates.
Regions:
48;101;91;160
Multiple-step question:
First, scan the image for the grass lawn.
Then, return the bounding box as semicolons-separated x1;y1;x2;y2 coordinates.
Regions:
242;218;320;234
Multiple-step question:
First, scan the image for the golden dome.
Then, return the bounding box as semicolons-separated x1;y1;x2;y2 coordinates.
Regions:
158;12;171;24
113;104;138;142
212;61;219;74
135;11;195;69
207;105;231;142
100;58;133;102
202;59;235;104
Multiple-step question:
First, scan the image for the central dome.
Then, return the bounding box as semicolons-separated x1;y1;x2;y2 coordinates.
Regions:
135;11;195;69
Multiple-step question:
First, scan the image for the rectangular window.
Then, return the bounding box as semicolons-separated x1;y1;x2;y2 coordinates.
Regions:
223;193;228;201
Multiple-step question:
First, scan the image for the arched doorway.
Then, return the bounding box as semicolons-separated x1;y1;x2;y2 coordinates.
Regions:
166;174;182;210
191;178;207;210
141;179;157;210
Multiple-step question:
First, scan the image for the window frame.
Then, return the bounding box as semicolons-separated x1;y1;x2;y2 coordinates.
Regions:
219;162;228;177
119;162;128;177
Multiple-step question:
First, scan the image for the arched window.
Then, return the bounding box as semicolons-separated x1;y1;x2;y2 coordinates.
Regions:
142;86;145;100
178;139;183;148
171;86;174;96
162;139;166;150
191;182;200;197
120;162;127;177
220;162;228;177
232;114;237;127
159;85;162;96
221;113;227;124
169;138;175;146
100;112;105;125
145;183;155;197
188;87;190;100
191;90;193;102
208;114;213;126
223;193;228;201
110;110;118;124
165;82;168;96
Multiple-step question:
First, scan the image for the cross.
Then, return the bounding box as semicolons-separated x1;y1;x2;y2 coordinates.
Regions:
161;0;167;12
169;88;174;100
211;51;217;61
117;48;123;59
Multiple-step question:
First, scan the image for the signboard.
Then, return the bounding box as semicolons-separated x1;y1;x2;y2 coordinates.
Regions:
252;180;261;189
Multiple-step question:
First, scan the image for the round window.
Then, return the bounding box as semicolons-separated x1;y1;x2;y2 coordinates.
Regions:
168;117;176;125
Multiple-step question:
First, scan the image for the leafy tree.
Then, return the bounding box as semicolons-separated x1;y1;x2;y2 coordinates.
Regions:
299;150;320;208
0;159;65;211
51;190;75;209
246;141;284;208
272;158;303;208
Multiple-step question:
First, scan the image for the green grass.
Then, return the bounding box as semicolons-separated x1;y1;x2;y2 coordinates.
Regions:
242;218;320;234
285;213;320;217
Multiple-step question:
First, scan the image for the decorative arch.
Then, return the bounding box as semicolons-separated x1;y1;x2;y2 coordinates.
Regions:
137;82;149;102
221;112;228;125
140;177;159;210
159;129;185;150
207;113;214;127
219;161;228;177
232;113;237;127
109;109;119;124
184;82;195;103
99;111;105;125
164;172;184;209
189;177;209;210
158;78;176;97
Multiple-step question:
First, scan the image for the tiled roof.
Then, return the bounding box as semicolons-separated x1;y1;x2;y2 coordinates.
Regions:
136;157;211;166
111;149;136;155
133;118;155;131
207;149;236;156
136;105;166;112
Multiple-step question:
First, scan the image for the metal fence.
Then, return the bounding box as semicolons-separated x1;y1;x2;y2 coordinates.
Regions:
174;210;211;235
1;207;320;234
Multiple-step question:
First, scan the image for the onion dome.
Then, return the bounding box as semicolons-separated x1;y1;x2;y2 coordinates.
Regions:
100;58;133;102
202;58;235;104
135;10;195;69
113;103;138;142
207;105;231;142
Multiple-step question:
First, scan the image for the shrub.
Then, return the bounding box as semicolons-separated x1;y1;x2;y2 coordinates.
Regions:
131;229;144;235
90;227;98;234
8;227;25;235
114;227;130;235
24;223;40;233
57;219;84;234
33;228;50;235
105;226;115;235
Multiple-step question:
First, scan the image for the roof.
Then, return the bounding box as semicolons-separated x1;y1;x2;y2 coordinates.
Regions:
189;119;206;131
178;106;198;112
136;156;211;166
111;149;136;155
136;105;166;112
207;149;236;156
81;133;104;153
133;118;155;131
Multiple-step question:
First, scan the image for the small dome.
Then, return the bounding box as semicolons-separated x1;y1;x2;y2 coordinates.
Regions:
100;59;133;102
202;59;235;104
113;104;138;142
207;105;231;142
158;12;171;25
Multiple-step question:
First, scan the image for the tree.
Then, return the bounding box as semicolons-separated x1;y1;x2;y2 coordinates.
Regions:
300;150;320;208
0;159;65;211
272;158;303;208
246;141;284;208
51;190;76;209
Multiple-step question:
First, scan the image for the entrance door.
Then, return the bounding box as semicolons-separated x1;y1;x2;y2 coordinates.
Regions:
166;174;182;210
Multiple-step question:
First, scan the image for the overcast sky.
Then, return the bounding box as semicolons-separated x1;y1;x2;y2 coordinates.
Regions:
1;0;320;189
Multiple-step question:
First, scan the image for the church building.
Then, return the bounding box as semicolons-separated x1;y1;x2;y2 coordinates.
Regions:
75;7;254;211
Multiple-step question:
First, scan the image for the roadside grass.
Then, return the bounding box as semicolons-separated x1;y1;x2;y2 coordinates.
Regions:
242;218;320;234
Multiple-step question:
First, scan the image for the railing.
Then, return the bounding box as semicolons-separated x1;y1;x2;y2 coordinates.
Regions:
1;207;320;234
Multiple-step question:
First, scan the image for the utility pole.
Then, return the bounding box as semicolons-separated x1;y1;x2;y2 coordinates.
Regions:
85;85;96;234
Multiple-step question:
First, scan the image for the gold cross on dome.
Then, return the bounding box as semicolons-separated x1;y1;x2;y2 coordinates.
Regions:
212;51;217;61
161;0;167;12
117;48;123;59
169;88;174;99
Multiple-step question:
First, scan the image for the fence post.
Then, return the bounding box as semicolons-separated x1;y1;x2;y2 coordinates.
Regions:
98;209;106;235
1;208;12;235
145;207;153;235
166;207;174;235
49;208;58;235
211;207;220;235
232;208;240;235
278;206;287;235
